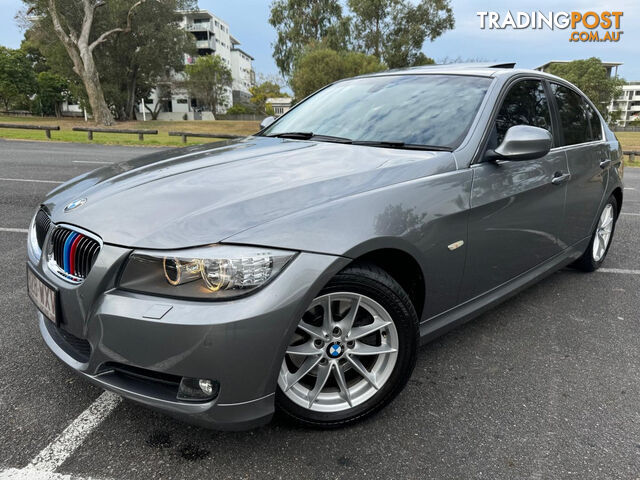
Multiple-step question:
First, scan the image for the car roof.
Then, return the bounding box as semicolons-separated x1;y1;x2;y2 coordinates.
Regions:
360;63;564;81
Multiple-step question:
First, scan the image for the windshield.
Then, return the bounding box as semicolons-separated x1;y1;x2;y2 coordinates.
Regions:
263;74;492;149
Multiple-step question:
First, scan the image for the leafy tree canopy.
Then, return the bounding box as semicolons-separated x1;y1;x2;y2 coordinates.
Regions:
35;71;70;117
0;46;37;111
269;0;350;78
547;58;625;121
348;0;451;68
291;45;385;100
184;55;233;114
269;0;452;78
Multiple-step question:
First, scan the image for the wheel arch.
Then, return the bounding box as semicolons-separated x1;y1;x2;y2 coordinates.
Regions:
341;240;426;319
611;186;623;216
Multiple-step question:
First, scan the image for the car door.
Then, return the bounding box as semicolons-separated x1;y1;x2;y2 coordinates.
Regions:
549;83;610;247
459;78;569;301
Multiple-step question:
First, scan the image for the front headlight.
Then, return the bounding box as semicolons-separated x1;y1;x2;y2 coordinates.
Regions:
119;245;296;299
28;211;42;262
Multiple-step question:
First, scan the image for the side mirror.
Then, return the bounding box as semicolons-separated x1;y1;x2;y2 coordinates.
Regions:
260;116;276;130
488;125;552;161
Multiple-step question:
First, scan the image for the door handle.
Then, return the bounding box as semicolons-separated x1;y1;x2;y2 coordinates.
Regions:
551;172;571;186
599;159;612;169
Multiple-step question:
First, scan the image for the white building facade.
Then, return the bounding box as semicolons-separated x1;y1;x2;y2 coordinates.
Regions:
140;10;255;120
610;83;640;126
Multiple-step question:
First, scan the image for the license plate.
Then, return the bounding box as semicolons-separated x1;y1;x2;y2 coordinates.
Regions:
27;268;57;324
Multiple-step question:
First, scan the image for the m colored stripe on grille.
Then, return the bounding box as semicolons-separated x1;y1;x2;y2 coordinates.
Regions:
68;234;84;275
63;232;80;273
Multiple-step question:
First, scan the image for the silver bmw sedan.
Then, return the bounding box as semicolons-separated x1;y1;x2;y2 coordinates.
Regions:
26;63;624;430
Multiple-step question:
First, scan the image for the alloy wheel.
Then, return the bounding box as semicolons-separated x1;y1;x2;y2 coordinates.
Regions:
278;293;399;413
592;203;614;262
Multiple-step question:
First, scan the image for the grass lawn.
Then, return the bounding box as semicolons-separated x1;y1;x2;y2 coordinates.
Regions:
616;132;640;167
0;115;261;147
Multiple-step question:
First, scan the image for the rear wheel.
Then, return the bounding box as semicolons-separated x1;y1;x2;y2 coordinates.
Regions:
276;263;418;428
572;195;618;272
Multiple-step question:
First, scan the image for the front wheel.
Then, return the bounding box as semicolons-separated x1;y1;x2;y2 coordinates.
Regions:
572;195;618;272
276;263;418;428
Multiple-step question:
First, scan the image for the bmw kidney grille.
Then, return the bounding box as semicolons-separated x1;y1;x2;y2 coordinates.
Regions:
49;227;101;283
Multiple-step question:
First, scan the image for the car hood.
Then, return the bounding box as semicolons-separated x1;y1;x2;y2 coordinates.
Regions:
44;136;455;249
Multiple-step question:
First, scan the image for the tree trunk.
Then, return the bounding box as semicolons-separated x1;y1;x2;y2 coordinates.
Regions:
79;51;114;126
125;66;138;121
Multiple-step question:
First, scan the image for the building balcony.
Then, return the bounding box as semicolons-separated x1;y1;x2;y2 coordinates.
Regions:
196;39;215;50
628;104;640;112
186;22;213;32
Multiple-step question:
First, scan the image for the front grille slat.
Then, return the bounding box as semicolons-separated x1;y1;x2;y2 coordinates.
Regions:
48;226;101;282
34;209;51;248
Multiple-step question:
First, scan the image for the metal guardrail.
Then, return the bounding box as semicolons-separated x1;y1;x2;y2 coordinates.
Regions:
168;131;243;143
0;123;60;139
72;127;158;141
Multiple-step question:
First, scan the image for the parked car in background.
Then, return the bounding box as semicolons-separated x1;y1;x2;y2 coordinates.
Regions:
27;63;623;430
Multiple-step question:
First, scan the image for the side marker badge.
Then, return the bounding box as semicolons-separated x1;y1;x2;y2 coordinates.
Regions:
447;240;465;251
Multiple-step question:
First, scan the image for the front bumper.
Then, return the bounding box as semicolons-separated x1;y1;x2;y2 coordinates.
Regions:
31;246;349;430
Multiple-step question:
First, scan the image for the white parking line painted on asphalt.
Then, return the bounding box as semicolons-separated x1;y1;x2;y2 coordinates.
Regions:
621;212;640;216
598;268;640;275
0;177;64;185
0;228;28;233
0;467;111;479
27;392;122;472
72;160;111;165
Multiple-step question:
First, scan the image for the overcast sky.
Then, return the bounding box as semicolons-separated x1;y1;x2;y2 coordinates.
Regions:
2;0;638;81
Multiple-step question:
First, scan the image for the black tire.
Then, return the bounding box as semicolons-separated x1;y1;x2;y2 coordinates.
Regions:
572;194;618;272
276;262;419;428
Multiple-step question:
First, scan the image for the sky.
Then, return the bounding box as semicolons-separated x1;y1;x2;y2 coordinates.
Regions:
2;0;638;81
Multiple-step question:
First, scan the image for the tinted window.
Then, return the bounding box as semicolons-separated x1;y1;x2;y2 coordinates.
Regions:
495;80;552;145
551;84;590;146
585;102;602;141
264;75;492;149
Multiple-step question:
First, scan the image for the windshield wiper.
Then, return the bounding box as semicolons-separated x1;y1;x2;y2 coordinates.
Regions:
266;132;353;144
266;131;314;139
352;140;453;152
266;133;452;151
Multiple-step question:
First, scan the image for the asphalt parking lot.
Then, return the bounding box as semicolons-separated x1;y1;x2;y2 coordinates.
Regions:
0;139;639;480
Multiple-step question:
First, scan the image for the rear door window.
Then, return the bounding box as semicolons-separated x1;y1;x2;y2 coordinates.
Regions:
551;84;591;146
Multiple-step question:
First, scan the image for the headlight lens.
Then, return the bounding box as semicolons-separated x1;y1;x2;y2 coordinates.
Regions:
27;211;42;262
119;245;296;299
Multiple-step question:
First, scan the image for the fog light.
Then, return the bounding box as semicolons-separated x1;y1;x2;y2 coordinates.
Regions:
177;377;219;402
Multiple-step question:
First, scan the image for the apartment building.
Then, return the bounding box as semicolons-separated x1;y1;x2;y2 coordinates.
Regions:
609;83;640;126
141;10;255;120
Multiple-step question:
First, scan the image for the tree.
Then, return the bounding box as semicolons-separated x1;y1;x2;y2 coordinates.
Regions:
249;78;288;114
22;0;196;122
547;58;625;121
22;0;184;125
291;46;386;100
35;71;69;117
95;0;195;120
184;55;233;115
269;0;350;78
0;47;36;111
348;0;453;68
